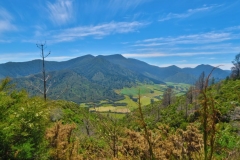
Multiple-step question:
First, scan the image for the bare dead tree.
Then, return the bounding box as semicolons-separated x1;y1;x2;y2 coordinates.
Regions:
36;42;51;101
231;53;240;79
200;67;218;160
195;72;205;92
137;89;154;159
162;87;175;107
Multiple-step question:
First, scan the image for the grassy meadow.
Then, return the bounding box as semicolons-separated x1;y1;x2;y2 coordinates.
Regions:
84;82;190;113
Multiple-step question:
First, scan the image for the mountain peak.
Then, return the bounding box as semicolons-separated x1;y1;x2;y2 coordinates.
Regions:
104;54;126;59
169;65;180;69
198;64;211;67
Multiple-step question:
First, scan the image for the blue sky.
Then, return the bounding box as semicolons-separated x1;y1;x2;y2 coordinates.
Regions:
0;0;240;70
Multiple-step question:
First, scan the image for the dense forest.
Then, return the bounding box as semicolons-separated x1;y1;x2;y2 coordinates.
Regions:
0;54;240;159
1;54;229;104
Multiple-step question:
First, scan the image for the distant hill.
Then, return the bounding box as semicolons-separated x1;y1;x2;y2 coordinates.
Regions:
103;54;230;84
10;55;164;103
1;54;230;103
182;64;229;82
0;55;95;78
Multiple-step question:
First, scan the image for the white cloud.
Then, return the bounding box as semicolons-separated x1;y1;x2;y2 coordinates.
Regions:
47;0;74;25
156;63;232;70
123;53;166;57
47;56;76;61
135;32;233;47
225;25;240;31
0;7;13;20
83;0;150;19
176;60;187;63
0;52;78;64
0;52;39;64
108;0;149;11
146;43;240;54
209;57;216;60
50;21;147;43
122;51;233;58
0;20;16;33
0;39;11;43
0;7;16;34
159;5;221;22
128;29;240;62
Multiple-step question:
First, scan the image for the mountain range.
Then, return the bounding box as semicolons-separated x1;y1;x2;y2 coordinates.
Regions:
0;54;230;103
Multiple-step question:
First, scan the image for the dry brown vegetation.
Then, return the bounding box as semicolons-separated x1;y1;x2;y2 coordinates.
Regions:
116;124;203;160
46;121;81;160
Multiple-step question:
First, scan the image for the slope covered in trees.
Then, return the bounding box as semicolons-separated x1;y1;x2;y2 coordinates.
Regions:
12;55;164;103
0;54;229;103
1;70;240;159
0;54;229;83
104;54;229;84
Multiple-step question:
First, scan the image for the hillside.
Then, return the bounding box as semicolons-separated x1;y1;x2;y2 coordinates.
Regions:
0;54;230;85
0;55;95;78
0;54;230;103
1;75;240;159
12;56;164;103
103;54;229;84
182;64;229;81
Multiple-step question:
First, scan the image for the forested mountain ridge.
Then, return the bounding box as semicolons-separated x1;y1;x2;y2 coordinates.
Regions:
12;55;164;103
1;54;230;103
104;54;230;84
0;55;95;78
0;54;230;83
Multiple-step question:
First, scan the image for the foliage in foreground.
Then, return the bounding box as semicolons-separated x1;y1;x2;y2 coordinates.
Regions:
0;78;50;159
1;78;240;159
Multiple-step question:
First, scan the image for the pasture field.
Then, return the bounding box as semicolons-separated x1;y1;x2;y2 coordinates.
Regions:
120;82;190;98
81;82;191;114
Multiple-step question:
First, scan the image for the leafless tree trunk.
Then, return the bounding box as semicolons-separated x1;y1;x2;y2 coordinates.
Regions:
186;86;195;117
162;87;175;107
36;42;51;101
138;90;154;159
196;72;205;92
231;53;240;79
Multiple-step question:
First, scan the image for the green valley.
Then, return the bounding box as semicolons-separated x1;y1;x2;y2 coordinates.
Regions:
84;82;191;113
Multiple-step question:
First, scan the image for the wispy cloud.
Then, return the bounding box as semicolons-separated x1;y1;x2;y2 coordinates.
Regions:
50;21;148;43
123;28;239;68
122;50;238;59
82;0;150;21
107;0;150;11
122;50;233;58
0;7;16;34
159;5;221;22
156;63;231;70
225;25;240;31
143;43;240;54
0;39;11;43
47;56;76;61
0;52;39;63
134;32;234;47
47;0;74;25
176;60;187;63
